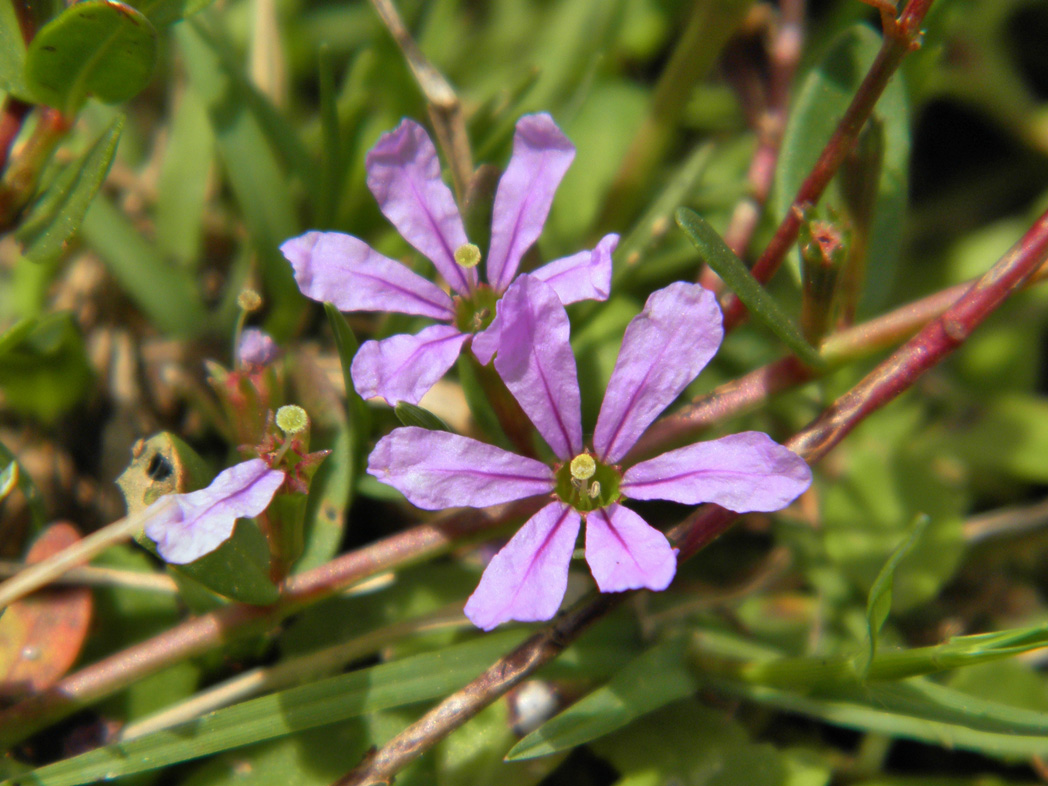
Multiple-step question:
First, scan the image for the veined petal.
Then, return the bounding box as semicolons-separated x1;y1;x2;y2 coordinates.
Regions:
281;231;455;320
366;120;477;295
486;114;575;293
594;283;724;463
531;233;617;305
144;459;286;565
351;325;469;406
622;431;812;512
585;503;676;593
490;276;583;460
464;501;580;630
367;427;555;510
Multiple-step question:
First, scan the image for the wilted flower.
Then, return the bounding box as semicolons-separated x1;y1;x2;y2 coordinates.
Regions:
144;459;286;564
368;277;812;630
281;113;617;405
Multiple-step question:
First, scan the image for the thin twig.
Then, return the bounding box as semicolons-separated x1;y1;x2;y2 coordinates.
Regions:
964;497;1048;544
334;203;1048;786
0;497;176;611
368;0;473;198
720;0;935;329
0;562;177;594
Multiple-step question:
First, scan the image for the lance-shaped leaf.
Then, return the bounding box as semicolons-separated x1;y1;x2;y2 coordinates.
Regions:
676;207;825;369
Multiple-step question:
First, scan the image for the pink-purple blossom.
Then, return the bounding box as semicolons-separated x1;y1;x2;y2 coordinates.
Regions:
280;113;617;406
368;276;812;630
237;328;279;367
144;459;286;564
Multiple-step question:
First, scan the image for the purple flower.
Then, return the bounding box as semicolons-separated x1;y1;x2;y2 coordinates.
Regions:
144;459;286;564
368;277;813;630
238;328;279;367
280;113;617;406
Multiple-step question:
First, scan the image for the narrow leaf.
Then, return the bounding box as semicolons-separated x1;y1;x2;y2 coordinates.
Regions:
0;0;29;99
323;303;370;441
394;402;452;432
507;636;698;760
80;196;207;336
675;208;825;369
9;631;526;786
858;514;929;677
25;1;158;114
16;116;124;265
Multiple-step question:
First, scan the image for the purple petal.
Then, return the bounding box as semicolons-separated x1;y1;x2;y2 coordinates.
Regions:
144;459;286;565
464;501;580;630
486;114;575;293
282;230;455;320
470;310;501;366
351;325;469;406
585;504;676;593
238;328;278;367
622;431;812;512
593;283;724;463
367;427;554;510
531;233;617;305
489;276;583;460
366;120;477;295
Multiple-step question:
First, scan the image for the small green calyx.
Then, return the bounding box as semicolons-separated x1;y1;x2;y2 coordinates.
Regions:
453;285;499;334
555;452;622;513
454;243;482;269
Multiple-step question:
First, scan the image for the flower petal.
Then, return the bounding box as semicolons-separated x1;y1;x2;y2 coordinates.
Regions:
486;114;575;292
366;120;477;295
489;276;583;460
367;426;555;510
593;282;724;463
351;325;469;406
585;503;676;593
622;431;812;512
464;501;580;630
531;233;617;304
281;231;455;320
144;459;286;565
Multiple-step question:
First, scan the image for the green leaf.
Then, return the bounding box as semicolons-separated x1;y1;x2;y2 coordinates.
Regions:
394;402;452;432
323;304;370;440
133;0;214;28
858;514;929;677
675;207;825;368
938;393;1048;484
0;312;92;422
80;195;207;336
0;440;45;528
9;631;526;786
774;23;909;315
177;18;304;338
15;116;124;265
506;635;698;760
169;520;279;605
0;0;30;99
25;0;158;114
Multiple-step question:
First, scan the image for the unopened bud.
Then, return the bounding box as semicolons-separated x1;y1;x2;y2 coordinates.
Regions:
237;289;263;312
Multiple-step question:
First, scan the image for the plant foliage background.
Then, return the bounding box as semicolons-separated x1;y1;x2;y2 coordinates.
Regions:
1;0;1048;784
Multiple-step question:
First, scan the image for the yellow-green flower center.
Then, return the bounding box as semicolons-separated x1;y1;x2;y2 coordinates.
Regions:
555;452;622;513
453;284;499;334
454;243;482;269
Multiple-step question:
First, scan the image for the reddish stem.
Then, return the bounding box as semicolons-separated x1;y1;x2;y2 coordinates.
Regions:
0;97;31;172
720;0;934;329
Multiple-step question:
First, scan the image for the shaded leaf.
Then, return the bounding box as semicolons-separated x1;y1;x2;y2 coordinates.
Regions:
676;207;825;368
507;635;698;760
16;116;124;265
25;1;158;114
133;0;213;28
0;440;45;529
0;312;92;422
395;402;452;432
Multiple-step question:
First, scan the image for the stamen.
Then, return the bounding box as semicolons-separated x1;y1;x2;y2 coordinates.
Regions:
587;481;601;499
454;243;482;269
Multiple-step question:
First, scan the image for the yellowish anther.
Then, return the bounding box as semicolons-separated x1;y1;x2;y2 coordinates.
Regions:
588;481;601;499
454;243;482;269
276;404;309;435
570;453;596;481
237;289;263;312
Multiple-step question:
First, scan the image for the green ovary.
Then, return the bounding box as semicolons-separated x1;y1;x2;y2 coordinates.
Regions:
453;285;499;333
554;453;622;514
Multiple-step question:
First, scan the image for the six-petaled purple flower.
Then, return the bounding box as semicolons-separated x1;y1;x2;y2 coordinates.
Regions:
367;276;812;630
144;459;286;564
280;113;617;406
